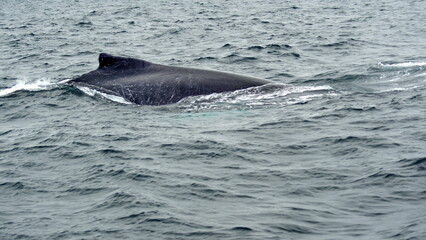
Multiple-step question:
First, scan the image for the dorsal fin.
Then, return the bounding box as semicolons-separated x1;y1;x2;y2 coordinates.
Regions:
98;53;148;69
99;53;118;68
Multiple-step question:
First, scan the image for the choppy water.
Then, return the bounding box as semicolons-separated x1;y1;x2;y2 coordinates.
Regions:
1;0;426;239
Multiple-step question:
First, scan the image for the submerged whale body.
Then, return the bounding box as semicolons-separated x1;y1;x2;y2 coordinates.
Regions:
68;53;273;105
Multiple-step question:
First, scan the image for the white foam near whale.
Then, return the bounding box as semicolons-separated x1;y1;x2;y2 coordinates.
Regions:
0;78;131;105
378;61;426;68
0;78;57;97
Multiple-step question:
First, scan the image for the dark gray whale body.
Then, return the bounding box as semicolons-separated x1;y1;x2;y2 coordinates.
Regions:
68;53;273;105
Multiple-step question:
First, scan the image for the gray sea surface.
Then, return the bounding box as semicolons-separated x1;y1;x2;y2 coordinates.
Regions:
1;0;426;239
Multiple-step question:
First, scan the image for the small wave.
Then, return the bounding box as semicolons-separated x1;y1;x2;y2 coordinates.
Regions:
231;226;253;231
320;41;348;47
93;191;139;210
0;78;58;97
221;43;233;48
271;223;316;234
352;171;406;186
399;157;426;171
76;21;93;26
247;44;292;51
194;56;217;61
0;181;26;190
64;187;110;195
378;62;426;68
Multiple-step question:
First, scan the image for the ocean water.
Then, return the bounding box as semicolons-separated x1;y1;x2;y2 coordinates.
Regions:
1;0;426;239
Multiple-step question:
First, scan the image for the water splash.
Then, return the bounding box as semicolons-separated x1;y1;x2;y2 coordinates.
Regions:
378;61;426;68
178;83;337;111
369;61;426;92
0;78;58;97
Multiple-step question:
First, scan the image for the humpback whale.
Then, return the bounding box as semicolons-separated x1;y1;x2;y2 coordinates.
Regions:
68;53;273;105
